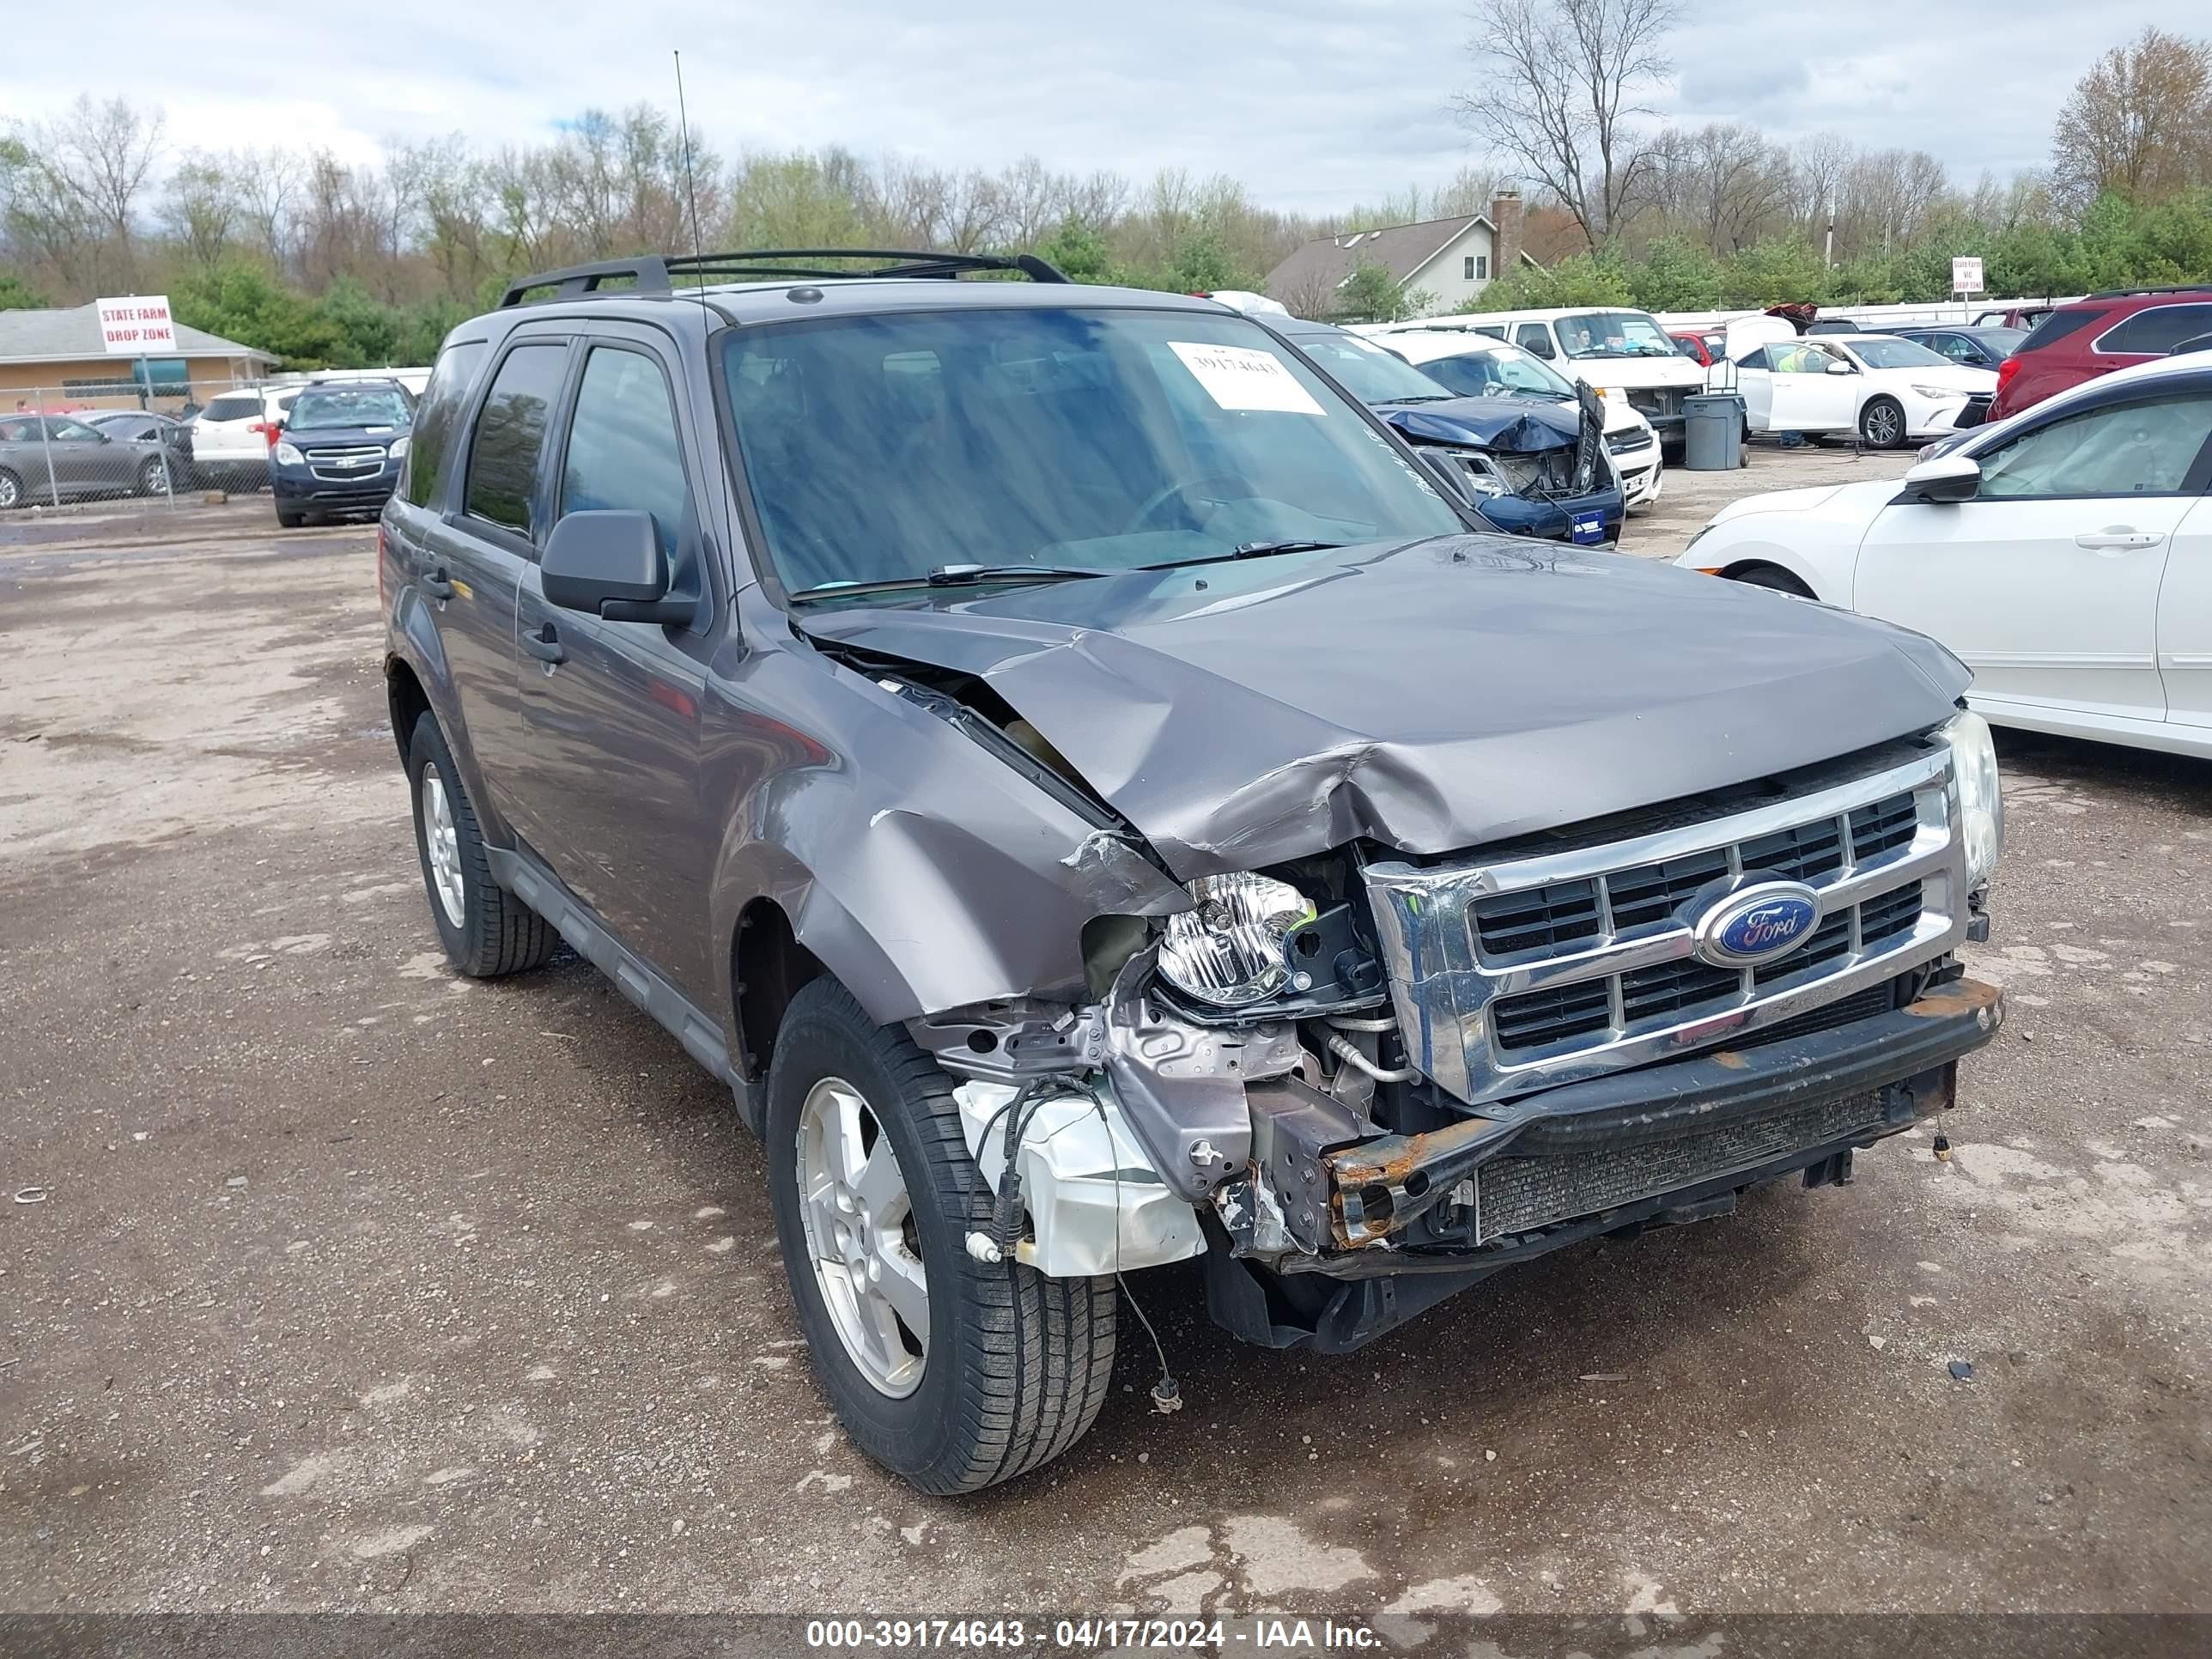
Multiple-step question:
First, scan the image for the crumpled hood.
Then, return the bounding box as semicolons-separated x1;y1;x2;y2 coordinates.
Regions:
1376;396;1580;453
800;536;1970;879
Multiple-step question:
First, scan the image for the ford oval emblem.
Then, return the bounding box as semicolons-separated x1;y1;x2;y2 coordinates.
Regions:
1694;882;1822;968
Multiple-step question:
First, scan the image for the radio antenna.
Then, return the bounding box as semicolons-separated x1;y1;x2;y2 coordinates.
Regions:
673;50;711;319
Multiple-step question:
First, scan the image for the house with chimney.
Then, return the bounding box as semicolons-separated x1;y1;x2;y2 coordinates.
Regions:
1263;191;1534;319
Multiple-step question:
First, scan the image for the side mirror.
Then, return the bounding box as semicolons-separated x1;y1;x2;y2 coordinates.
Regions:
1825;361;1855;375
1900;453;1981;504
542;509;687;623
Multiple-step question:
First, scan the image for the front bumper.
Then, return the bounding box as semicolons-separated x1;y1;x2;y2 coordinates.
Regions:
1204;976;2001;1349
271;462;399;508
1474;484;1626;544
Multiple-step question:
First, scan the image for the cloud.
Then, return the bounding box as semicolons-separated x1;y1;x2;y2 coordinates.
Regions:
0;0;2186;212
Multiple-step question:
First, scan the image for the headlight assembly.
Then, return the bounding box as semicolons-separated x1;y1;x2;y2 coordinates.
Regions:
389;434;410;461
1940;710;2003;889
272;441;303;465
1157;872;1316;1007
1911;384;1958;400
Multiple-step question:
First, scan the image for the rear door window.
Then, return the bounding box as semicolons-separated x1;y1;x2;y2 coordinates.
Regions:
202;393;260;422
556;346;691;560
2098;303;2212;356
463;343;569;538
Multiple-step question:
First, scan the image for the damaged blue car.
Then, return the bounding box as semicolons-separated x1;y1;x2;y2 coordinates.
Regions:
1267;318;1624;545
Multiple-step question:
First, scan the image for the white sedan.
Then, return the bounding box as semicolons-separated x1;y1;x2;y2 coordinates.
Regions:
1733;333;1995;448
1377;331;1665;510
1676;354;2212;760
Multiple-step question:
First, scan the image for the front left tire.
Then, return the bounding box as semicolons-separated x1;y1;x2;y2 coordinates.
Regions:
1860;396;1906;448
764;977;1118;1493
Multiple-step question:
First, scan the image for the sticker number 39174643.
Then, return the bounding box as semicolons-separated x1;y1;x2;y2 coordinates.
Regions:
1167;341;1327;416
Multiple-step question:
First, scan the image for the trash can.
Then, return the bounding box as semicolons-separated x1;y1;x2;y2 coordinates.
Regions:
1682;392;1745;471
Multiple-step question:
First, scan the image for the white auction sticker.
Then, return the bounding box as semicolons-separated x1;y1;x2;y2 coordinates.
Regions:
1168;341;1326;416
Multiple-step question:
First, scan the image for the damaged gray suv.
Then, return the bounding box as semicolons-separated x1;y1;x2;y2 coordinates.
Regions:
380;249;2008;1492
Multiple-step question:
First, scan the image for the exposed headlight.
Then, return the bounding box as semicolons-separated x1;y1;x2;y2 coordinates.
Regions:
1911;385;1958;400
1941;710;2004;889
1157;872;1316;1007
272;441;303;465
389;434;410;460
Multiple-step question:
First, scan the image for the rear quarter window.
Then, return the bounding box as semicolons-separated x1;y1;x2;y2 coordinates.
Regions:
201;394;260;422
404;341;488;509
2016;308;2109;354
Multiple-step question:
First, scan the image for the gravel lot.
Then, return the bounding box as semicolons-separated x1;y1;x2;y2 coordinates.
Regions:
3;448;2207;1627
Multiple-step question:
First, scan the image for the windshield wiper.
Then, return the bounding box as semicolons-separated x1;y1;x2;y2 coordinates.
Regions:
1380;393;1457;405
787;563;1111;603
1139;540;1346;572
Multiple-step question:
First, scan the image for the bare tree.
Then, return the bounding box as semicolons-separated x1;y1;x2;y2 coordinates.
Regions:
5;95;166;288
2051;27;2212;212
1654;123;1793;252
160;151;239;265
1454;0;1680;247
1789;132;1854;234
234;146;302;270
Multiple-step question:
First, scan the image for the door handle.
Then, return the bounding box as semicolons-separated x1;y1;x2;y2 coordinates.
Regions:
418;564;455;598
523;623;565;665
2075;530;2163;550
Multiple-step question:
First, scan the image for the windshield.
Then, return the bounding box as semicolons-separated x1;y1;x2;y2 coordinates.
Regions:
1844;337;1955;371
288;386;412;431
1286;331;1455;404
725;307;1464;597
1556;311;1677;360
1413;343;1578;400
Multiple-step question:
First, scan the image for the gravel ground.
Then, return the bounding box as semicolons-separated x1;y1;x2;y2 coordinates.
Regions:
2;455;2206;1627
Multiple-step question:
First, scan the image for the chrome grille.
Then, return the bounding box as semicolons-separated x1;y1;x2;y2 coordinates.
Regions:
1361;744;1967;1105
1606;427;1656;454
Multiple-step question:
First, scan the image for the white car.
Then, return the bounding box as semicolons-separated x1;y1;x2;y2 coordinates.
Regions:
1731;333;1995;448
1364;307;1708;452
1676;353;2212;760
1375;329;1664;509
189;386;301;486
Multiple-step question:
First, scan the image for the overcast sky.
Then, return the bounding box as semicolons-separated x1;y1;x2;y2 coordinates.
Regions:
0;1;2180;215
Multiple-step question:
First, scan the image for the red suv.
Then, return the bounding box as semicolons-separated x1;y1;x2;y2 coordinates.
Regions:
1990;286;2212;419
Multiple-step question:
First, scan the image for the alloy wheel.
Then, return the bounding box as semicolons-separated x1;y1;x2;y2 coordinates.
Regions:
793;1076;929;1397
420;763;467;929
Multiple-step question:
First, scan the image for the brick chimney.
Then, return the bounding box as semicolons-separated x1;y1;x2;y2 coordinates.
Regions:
1490;189;1523;284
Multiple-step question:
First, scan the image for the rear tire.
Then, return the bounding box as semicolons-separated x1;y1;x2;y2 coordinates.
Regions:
137;457;170;497
764;978;1117;1493
1729;565;1815;599
405;711;558;978
1860;396;1906;448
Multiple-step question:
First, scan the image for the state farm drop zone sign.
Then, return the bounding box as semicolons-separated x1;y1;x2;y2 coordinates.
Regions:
96;295;178;355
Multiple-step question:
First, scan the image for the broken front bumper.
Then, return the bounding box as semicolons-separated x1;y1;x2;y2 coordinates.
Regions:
1219;975;2002;1301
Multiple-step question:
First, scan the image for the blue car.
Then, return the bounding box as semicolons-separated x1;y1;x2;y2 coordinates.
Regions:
270;380;416;527
1269;319;1624;544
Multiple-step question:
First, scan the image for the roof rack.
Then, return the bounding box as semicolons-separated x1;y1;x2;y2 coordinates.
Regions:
498;248;1070;308
2080;283;2212;301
